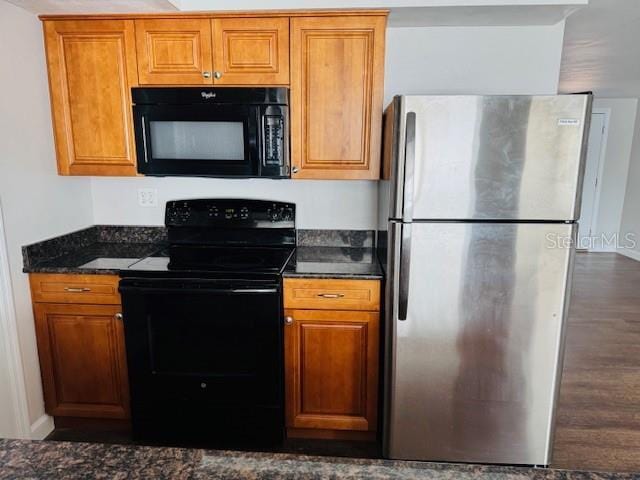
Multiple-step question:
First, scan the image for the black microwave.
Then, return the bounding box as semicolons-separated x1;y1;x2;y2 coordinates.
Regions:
132;87;289;178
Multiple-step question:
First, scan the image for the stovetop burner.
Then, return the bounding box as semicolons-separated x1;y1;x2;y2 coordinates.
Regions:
211;254;266;269
167;245;294;273
122;199;296;279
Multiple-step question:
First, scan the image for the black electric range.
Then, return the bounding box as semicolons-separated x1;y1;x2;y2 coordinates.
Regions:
119;199;295;446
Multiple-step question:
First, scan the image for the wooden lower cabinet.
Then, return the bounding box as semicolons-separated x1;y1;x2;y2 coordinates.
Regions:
33;302;130;419
284;307;380;439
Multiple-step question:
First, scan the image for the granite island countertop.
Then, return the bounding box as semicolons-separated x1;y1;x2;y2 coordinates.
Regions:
0;439;634;480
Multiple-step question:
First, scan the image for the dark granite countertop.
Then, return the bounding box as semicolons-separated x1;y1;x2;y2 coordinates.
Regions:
22;225;166;275
23;227;383;279
284;246;383;280
0;439;633;479
25;242;163;275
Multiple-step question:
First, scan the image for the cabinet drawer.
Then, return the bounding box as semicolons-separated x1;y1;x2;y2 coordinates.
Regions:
29;274;120;305
283;278;380;311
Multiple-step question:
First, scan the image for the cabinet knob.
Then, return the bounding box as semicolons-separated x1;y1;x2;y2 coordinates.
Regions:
214;71;222;79
114;313;123;321
202;71;212;79
291;166;299;174
285;316;294;325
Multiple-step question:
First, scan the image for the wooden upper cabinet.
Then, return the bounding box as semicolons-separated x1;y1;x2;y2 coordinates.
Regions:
135;18;214;84
290;16;386;180
43;20;138;176
211;17;289;85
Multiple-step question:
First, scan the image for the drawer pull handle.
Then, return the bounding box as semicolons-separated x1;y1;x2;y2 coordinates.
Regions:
64;287;91;293
317;293;345;299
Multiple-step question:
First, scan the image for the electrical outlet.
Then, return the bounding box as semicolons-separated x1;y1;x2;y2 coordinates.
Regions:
138;188;158;207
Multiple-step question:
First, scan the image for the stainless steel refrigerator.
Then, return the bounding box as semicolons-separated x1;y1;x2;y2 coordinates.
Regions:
378;95;592;466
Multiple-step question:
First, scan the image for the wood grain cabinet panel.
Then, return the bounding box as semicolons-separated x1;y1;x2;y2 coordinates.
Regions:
284;278;380;311
43;20;138;176
212;17;289;85
290;16;386;179
34;303;129;419
285;309;379;433
29;273;120;305
135;18;213;84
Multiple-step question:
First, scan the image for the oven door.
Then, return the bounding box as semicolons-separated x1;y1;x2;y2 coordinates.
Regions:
133;104;260;177
120;277;283;442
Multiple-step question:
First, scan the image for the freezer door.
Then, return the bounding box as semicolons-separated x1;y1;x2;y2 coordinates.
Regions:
394;95;591;221
385;222;575;465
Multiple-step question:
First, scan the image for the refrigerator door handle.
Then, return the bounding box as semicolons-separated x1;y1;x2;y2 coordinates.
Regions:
402;112;417;223
398;223;412;321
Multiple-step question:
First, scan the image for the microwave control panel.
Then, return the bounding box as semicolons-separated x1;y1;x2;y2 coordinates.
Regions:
263;115;285;167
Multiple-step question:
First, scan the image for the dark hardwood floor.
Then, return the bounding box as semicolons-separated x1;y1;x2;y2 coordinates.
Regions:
552;253;640;473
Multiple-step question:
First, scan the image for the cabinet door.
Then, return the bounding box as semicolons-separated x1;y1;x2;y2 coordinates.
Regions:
285;309;379;432
43;20;138;176
211;17;289;85
135;18;213;85
290;16;386;180
34;303;130;419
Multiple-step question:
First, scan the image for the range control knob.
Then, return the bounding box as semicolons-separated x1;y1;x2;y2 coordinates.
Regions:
207;206;219;218
240;206;250;219
171;206;191;224
267;208;280;222
281;208;293;221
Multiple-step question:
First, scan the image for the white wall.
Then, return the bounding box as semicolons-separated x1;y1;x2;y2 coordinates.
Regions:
0;1;93;433
91;177;379;229
620;105;640;261
384;22;565;103
588;99;638;251
92;22;565;227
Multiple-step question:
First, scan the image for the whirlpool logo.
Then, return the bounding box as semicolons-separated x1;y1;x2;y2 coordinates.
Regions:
201;92;216;99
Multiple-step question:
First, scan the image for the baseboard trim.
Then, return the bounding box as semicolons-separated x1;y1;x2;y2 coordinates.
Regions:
287;427;376;441
30;414;54;440
618;249;640;262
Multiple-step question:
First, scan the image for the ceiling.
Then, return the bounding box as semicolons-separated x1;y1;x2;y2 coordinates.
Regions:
560;0;640;97
4;0;179;14
8;0;640;97
5;0;584;26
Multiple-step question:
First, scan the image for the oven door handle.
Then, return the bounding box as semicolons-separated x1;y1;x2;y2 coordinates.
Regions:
119;285;278;295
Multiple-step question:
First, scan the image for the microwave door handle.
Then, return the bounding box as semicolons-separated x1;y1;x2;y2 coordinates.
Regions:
141;115;149;163
260;114;266;168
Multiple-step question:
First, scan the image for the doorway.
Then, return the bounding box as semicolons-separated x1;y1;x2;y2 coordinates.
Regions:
0;200;30;438
577;112;608;250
